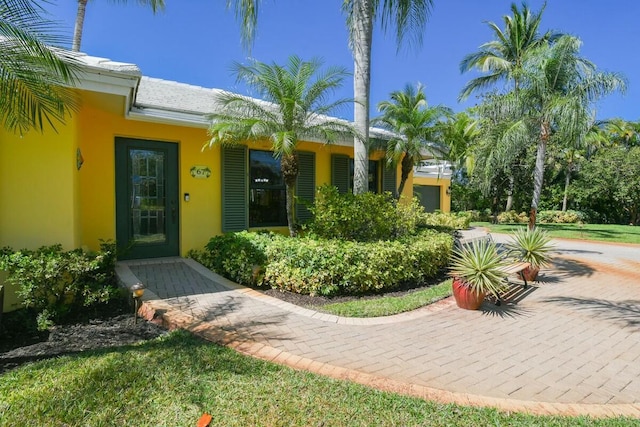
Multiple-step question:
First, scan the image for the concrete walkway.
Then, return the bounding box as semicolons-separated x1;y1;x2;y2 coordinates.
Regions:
116;234;640;419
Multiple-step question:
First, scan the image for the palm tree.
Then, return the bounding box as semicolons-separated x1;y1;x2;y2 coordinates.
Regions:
1;0;78;134
459;1;561;100
205;55;355;237
373;83;450;197
460;2;561;212
72;0;165;52
501;35;626;228
227;0;434;194
438;111;479;174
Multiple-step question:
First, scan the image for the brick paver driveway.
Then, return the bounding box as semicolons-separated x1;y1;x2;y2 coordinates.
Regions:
117;235;640;418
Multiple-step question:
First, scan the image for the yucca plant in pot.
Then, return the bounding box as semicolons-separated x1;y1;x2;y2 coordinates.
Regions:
505;227;553;281
449;240;508;310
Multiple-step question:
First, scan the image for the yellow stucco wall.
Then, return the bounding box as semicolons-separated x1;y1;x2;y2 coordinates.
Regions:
0;117;79;250
76;92;220;255
1;89;448;262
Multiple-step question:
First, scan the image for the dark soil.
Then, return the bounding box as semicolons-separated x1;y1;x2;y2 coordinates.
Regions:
0;271;447;374
0;298;167;374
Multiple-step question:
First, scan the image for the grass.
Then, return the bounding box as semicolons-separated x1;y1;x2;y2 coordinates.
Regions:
471;222;640;245
318;279;453;317
0;330;636;427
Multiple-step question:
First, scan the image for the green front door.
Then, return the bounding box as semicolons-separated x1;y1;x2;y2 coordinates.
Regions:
115;138;179;259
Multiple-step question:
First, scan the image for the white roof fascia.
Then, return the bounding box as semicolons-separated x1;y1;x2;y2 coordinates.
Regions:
128;105;210;128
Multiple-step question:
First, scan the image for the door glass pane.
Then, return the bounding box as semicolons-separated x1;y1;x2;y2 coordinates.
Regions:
129;149;166;244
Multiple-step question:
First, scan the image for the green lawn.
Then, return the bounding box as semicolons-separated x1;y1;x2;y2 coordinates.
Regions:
471;222;640;245
0;330;635;426
319;279;452;317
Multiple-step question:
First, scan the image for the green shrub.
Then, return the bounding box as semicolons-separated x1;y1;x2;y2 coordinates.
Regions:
537;210;586;224
306;185;424;241
188;231;280;286
0;241;119;330
263;230;453;296
421;211;471;230
497;210;528;224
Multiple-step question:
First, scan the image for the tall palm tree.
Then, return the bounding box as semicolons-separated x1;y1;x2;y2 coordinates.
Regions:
373;83;450;197
501;35;626;228
1;0;78;134
459;1;561;100
460;2;561;212
205;55;355;237
72;0;164;52
227;0;434;194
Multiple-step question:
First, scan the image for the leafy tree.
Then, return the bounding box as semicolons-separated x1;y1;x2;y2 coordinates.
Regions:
72;0;164;52
1;0;78;134
205;55;355;237
227;0;434;194
574;146;640;225
373;83;450;197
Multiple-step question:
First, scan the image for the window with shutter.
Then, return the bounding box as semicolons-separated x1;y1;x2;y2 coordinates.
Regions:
331;154;350;194
295;151;315;223
221;146;248;232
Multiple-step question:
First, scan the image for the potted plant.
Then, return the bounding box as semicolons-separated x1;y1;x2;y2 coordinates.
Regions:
505;227;553;281
449;240;508;310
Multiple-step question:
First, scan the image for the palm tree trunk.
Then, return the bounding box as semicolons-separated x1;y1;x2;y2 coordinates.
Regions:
529;121;549;229
281;153;299;237
285;181;296;237
351;0;373;195
505;174;514;211
562;166;571;212
72;0;88;52
396;154;413;199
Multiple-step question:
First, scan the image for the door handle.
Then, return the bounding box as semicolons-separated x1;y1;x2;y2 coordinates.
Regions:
171;200;177;223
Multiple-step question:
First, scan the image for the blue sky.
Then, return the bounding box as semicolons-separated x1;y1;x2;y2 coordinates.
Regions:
47;0;638;122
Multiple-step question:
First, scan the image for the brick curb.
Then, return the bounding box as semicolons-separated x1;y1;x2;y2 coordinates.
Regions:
138;299;640;420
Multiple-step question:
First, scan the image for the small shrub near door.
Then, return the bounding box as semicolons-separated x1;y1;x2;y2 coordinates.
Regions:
188;231;281;286
0;241;119;330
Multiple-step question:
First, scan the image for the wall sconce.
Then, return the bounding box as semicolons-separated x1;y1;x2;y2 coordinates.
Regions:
131;282;145;324
446;186;452;196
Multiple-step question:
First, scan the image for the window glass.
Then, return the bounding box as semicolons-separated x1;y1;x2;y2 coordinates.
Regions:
249;150;287;227
349;159;380;193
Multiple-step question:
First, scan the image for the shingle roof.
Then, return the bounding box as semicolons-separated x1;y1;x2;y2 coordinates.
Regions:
135;77;225;115
71;51;141;76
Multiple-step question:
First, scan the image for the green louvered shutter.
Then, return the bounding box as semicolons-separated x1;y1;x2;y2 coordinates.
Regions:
331;154;350;194
382;162;397;196
295;151;315;224
221;146;248;232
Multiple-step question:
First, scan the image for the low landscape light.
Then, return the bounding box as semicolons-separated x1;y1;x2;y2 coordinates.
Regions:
131;282;145;323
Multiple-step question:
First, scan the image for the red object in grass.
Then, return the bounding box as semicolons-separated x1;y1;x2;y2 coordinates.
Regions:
197;413;213;427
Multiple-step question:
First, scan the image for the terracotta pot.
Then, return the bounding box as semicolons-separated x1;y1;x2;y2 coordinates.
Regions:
522;266;540;282
452;278;486;310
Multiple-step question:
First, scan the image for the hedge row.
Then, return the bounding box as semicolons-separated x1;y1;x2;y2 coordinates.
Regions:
189;230;453;296
461;209;586;224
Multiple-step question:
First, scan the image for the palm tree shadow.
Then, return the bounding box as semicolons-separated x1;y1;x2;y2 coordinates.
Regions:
480;283;537;318
548;257;595;280
542;296;640;331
